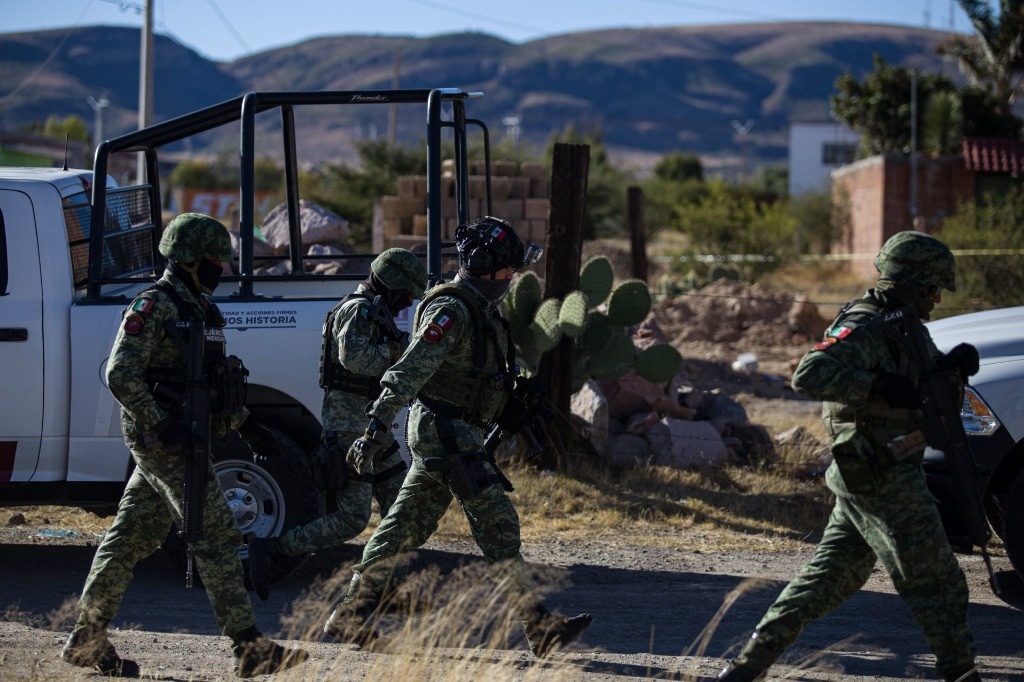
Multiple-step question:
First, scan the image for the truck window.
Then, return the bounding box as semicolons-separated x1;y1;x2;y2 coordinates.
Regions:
63;186;158;288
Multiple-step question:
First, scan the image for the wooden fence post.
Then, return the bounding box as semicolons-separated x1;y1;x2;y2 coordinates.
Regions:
627;186;648;282
537;143;589;470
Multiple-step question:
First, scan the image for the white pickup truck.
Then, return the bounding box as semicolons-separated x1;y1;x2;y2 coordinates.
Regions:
927;307;1024;580
0;88;489;571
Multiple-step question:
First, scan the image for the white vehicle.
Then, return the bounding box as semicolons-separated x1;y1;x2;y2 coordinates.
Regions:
927;307;1024;579
0;88;490;575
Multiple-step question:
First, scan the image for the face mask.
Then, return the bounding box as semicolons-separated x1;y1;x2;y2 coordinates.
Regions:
196;258;223;294
459;267;511;302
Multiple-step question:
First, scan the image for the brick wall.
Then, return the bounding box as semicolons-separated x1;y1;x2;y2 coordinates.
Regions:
373;160;550;255
832;154;975;279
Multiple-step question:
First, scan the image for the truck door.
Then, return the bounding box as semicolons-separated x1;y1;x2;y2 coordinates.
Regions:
0;190;43;483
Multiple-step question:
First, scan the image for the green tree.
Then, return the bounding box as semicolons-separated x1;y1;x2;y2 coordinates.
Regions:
937;187;1024;309
938;0;1024;119
653;151;703;183
832;55;1020;157
39;115;90;143
301;140;427;251
667;180;797;282
832;56;957;155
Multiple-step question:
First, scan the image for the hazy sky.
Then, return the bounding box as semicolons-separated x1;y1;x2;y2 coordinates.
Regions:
5;0;975;62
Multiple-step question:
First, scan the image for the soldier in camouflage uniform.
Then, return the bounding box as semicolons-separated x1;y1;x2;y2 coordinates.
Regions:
322;216;593;657
247;248;427;600
718;231;982;682
61;213;307;678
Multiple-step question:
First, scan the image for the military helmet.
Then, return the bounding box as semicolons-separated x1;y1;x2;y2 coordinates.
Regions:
158;213;233;263
875;231;956;292
455;216;539;275
371;248;428;299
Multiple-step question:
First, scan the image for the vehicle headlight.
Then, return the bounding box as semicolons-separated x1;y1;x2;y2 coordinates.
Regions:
962;387;1000;436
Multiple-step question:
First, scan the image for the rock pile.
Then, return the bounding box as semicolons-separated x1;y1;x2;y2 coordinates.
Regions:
569;280;830;471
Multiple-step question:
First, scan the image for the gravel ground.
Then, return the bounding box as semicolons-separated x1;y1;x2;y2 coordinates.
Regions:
1;523;1022;681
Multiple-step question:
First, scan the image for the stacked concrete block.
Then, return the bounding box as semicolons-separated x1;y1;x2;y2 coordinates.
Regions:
374;160;551;252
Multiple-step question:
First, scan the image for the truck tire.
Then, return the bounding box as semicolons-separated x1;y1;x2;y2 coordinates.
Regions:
162;423;322;587
1002;469;1024;579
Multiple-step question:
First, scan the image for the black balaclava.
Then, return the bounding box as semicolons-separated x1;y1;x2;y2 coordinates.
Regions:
169;258;222;296
368;273;412;312
458;266;512;302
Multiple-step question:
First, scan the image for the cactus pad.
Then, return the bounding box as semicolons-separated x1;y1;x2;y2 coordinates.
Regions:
634;344;683;383
606;279;652;326
579;256;614;307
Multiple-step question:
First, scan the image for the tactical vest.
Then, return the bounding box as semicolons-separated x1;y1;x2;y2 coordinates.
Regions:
821;295;920;441
414;282;515;424
142;281;248;416
318;290;385;399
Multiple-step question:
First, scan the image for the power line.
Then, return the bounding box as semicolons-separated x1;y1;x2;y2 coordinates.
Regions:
0;0;98;111
403;0;546;36
203;0;252;55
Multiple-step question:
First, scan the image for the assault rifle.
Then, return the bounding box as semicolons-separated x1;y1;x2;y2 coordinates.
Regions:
166;319;211;589
484;376;553;462
367;295;407;346
883;306;997;592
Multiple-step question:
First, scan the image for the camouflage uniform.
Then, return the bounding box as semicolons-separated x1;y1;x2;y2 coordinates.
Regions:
324;217;591;657
719;231;978;682
351;278;535;595
63;213;306;677
268;281;408;557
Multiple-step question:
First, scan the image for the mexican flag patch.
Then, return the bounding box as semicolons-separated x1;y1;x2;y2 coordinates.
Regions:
814;325;853;350
422;311;454;343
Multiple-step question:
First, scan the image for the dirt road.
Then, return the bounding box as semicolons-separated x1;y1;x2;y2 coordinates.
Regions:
1;527;1021;681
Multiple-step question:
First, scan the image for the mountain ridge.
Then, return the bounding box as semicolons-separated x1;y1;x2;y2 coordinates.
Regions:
0;22;961;170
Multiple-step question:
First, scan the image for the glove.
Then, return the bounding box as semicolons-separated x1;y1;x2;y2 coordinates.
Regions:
938;342;980;379
236;420;278;459
346;417;388;476
312;433;346;491
153;417;191;453
870;371;922;409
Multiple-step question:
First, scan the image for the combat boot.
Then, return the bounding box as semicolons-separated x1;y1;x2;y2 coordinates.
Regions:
717;632;782;681
232;627;308;678
522;605;593;658
246;536;275;601
944;666;983;682
61;625;140;677
323;574;383;646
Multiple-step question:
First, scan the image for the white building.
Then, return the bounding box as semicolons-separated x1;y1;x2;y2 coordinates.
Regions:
788;122;860;196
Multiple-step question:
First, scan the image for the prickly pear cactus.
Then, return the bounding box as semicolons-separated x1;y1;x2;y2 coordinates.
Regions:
606;279;652;326
579;256;614;308
634;344;683;383
529;298;563;353
557;291;589;338
587;329;635;380
504;255;680;387
507;270;542;329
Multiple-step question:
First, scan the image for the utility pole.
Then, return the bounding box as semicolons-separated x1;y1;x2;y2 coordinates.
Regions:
137;0;154;183
731;119;755;183
910;70;918;227
86;96;109;148
387;48;400;146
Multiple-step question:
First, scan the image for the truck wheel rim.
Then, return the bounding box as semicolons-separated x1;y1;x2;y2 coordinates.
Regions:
215;458;287;541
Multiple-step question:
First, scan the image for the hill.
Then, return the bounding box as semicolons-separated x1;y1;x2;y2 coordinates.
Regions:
0;22;961;171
